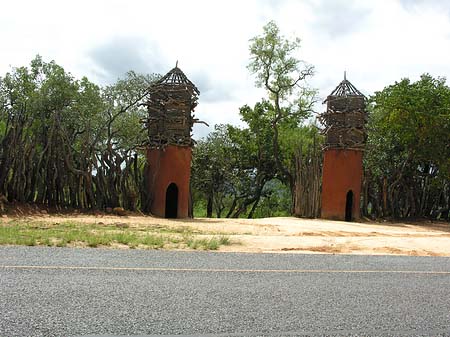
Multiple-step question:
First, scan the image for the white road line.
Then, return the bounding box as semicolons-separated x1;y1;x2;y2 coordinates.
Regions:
1;265;450;274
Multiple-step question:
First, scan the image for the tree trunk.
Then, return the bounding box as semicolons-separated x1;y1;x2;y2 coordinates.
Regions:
206;192;213;218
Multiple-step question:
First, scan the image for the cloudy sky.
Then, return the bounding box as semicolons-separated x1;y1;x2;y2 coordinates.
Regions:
2;0;450;137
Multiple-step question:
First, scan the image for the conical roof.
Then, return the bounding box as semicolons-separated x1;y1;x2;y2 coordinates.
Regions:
325;73;365;102
153;65;200;95
329;79;364;97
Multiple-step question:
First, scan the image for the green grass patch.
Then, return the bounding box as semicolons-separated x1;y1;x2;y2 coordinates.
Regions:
0;225;37;246
186;235;232;250
140;234;165;248
0;220;234;251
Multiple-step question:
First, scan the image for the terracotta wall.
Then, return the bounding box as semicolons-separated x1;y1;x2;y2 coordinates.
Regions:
146;146;192;218
321;149;363;221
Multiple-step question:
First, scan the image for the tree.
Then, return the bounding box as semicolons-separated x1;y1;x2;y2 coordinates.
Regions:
0;56;102;207
0;56;159;211
219;102;274;216
93;71;158;210
191;125;235;217
248;21;319;216
191;99;322;219
364;74;450;219
192;120;275;219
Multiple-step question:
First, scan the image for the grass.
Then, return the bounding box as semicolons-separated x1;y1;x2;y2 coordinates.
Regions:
140;234;165;248
0;220;234;251
186;235;232;250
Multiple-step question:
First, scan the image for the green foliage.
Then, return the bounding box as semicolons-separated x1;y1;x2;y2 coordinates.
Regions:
249;22;309;100
2;46;447;222
192;115;277;218
191;124;237;217
101;71;158;151
248;21;316;117
191;99;321;218
191;26;322;219
365;74;450;218
0;56;158;210
246;21;321;218
251;180;292;218
368;74;450;176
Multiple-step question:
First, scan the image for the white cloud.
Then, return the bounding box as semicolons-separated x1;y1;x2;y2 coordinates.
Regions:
1;0;450;139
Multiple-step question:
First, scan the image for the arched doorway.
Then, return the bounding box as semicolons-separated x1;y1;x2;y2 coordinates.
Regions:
345;190;353;222
165;183;178;218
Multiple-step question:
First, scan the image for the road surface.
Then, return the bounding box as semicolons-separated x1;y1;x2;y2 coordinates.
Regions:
1;247;450;336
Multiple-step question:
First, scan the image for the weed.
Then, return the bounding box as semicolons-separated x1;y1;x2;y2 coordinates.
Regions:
168;236;182;244
186;236;200;249
186;236;231;250
56;239;67;248
218;236;231;245
205;238;219;250
24;236;37;246
113;232;138;245
41;237;52;246
140;234;164;248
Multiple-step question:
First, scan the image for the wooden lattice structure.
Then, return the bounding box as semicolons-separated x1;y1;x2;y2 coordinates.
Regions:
142;64;203;218
143;65;201;149
320;74;367;221
319;75;368;150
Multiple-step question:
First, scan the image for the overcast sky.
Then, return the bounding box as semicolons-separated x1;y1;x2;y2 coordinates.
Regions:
2;0;450;138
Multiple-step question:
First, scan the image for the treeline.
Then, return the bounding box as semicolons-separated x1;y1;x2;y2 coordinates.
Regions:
191;21;449;220
363;75;450;219
0;55;157;210
191;102;322;219
1;21;449;220
191;75;450;220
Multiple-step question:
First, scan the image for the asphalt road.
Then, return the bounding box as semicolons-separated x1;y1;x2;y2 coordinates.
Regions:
1;247;450;337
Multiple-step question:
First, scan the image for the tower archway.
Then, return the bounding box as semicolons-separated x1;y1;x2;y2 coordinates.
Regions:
345;190;353;222
165;183;178;218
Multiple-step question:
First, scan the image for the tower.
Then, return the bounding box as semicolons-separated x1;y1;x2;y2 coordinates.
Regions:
319;75;367;221
144;65;200;218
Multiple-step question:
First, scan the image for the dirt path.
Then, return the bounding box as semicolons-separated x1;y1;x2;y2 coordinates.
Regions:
4;214;449;256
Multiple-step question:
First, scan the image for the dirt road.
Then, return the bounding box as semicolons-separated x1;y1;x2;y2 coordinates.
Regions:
5;214;449;256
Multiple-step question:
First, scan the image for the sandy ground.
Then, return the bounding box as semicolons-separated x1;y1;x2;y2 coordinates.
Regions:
4;214;450;256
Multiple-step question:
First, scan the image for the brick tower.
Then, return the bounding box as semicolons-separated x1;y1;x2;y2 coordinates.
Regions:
319;74;367;221
144;65;200;218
